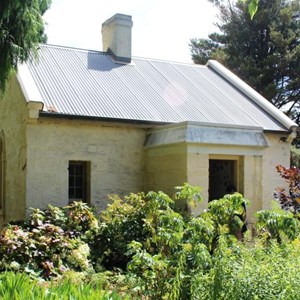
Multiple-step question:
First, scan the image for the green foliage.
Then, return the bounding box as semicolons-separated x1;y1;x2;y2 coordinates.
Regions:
123;191;249;299
90;184;212;299
256;208;300;243
0;0;51;92
174;183;203;214
210;0;259;19
189;38;221;65
92;186;202;270
204;193;248;237
0;271;47;299
0;271;131;299
274;165;300;216
192;0;300;128
0;202;98;278
252;165;300;244
291;146;300;168
2;183;300;298
126;230;212;300
28;201;99;241
192;238;300;300
97;184;201;260
248;0;259;19
93;192;151;269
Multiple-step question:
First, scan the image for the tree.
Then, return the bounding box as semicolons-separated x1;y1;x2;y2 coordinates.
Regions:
213;0;259;19
0;0;51;92
190;0;300;131
190;38;226;64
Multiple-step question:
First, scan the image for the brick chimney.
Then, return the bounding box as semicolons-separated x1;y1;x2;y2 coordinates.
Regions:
102;13;133;63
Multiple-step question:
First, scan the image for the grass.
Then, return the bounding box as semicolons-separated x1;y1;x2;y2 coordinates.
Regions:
0;272;131;300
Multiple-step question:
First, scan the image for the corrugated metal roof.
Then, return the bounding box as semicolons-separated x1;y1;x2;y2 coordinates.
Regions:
25;44;289;131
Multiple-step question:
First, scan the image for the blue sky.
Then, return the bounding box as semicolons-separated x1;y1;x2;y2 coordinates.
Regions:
43;0;218;63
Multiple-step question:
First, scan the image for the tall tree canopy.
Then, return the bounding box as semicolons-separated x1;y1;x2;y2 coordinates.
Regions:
190;0;300;126
0;0;51;92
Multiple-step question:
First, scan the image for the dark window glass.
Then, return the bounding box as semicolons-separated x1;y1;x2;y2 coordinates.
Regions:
68;161;90;204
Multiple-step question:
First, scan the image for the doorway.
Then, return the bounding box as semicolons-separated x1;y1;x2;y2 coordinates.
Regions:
209;159;237;202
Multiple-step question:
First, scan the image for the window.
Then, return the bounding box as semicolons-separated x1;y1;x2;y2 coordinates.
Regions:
68;161;90;204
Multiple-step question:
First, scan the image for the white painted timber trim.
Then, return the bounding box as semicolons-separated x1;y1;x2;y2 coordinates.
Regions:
17;63;44;110
207;60;298;131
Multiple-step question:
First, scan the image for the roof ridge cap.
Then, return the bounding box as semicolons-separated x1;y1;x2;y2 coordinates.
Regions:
39;43;108;55
39;44;207;67
132;56;206;67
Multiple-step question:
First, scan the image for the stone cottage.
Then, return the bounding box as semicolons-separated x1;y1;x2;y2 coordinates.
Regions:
0;13;297;224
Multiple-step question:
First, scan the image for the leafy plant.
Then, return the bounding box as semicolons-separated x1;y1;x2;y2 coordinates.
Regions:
92;192;151;270
174;183;202;216
0;271;131;299
0;271;47;299
255;208;299;244
92;184;204;270
0;201;98;278
201;193;248;251
28;201;99;241
291;146;300;168
191;238;300;300
274;165;300;216
2;184;300;298
124;186;213;299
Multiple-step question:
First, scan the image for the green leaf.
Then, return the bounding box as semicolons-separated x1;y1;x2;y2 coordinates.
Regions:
248;0;259;20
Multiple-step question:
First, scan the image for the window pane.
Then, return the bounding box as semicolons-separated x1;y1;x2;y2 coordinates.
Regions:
75;176;83;187
68;161;90;203
69;188;75;199
69;176;75;187
74;164;83;174
75;188;82;199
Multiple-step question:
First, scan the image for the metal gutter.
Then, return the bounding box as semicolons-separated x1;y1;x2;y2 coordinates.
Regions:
39;111;172;127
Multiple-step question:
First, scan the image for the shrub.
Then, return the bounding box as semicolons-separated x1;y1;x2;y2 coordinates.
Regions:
291;146;300;168
255;208;300;244
92;192;151;270
0;202;98;278
199;193;248;252
123;186;213;299
88;185;254;299
0;224;93;278
273;165;300;215
191;238;300;300
91;184;204;271
27;201;99;242
2;184;300;299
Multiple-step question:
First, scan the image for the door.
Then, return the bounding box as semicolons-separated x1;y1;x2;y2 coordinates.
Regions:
209;159;237;201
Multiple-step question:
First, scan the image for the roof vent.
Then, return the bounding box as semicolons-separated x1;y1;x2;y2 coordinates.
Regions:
101;13;133;63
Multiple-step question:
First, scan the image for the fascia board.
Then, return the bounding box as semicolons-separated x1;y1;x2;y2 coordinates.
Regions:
17;63;44;110
207;60;298;132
